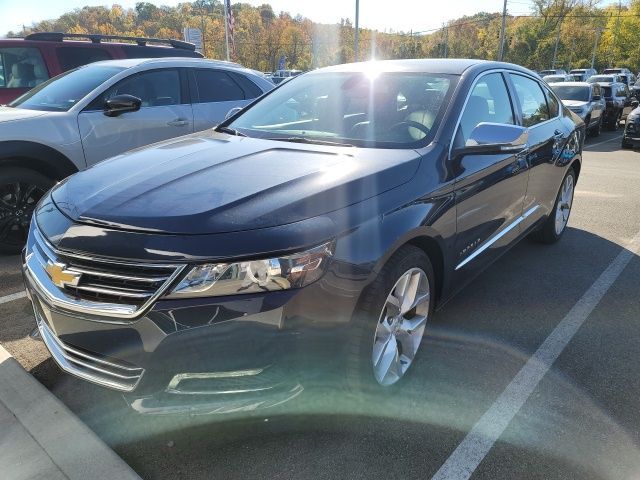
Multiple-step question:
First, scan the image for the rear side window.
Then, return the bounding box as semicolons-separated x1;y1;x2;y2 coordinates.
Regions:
228;71;263;99
0;47;49;88
193;69;244;102
509;74;550;127
56;47;113;71
542;85;560;117
458;72;514;143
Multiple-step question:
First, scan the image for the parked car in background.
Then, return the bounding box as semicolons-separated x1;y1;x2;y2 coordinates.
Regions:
271;69;303;84
22;59;583;413
550;81;605;136
588;74;621;84
543;74;573;83
540;68;567;76
621;99;640;149
603;67;632;75
0;58;273;253
631;78;640;98
0;32;204;104
591;79;634;130
569;68;597;81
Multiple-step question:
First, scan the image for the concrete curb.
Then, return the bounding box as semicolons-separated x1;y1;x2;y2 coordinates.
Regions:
0;345;141;480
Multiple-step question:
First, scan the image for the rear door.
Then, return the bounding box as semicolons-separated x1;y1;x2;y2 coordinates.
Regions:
190;68;255;131
451;71;529;282
77;68;193;166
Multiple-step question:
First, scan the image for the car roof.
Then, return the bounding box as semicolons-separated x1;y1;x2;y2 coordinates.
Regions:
86;57;247;70
548;81;590;86
311;59;533;76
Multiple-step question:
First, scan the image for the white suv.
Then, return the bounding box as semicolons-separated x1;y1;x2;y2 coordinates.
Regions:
0;57;274;252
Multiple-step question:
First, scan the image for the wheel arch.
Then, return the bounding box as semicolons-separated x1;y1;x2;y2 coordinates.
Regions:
570;157;581;181
0;141;79;181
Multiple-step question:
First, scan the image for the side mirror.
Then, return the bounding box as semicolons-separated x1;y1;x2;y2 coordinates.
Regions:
225;106;243;120
592;94;601;101
456;123;528;157
104;94;141;117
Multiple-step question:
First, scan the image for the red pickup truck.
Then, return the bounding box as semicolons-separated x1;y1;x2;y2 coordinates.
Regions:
0;32;202;104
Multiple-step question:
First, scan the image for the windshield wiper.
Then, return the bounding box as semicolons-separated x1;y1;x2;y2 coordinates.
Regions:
215;126;246;137
266;136;354;147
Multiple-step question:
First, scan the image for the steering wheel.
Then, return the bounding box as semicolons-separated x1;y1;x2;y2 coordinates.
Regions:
389;120;430;137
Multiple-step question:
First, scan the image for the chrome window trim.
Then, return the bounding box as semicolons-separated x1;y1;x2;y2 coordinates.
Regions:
24;224;186;321
455;205;540;271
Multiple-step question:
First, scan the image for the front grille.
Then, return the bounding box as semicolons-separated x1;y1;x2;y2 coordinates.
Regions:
57;253;178;307
33;300;144;391
27;225;186;320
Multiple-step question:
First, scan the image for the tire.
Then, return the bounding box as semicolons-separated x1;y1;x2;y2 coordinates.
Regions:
621;138;633;149
0;167;53;255
590;117;602;137
346;245;435;395
532;168;576;244
609;111;621;131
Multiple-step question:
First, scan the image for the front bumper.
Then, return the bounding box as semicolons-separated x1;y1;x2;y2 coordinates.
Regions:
22;215;354;414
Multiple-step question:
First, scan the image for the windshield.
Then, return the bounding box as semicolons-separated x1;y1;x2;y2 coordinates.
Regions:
551;85;590;102
228;71;455;148
588;75;615;83
9;65;124;112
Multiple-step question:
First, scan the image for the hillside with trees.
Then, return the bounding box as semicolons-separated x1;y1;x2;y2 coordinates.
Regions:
6;0;640;72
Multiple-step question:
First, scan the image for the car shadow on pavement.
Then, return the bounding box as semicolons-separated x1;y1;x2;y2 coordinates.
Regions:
10;226;640;480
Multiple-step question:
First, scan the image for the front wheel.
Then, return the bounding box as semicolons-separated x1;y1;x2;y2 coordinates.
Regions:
346;245;434;393
0;168;53;254
532;168;576;244
590;117;602;137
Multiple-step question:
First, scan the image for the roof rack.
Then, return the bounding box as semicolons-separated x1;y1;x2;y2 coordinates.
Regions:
23;32;196;51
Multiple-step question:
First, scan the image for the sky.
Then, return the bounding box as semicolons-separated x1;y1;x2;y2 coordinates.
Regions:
0;0;516;37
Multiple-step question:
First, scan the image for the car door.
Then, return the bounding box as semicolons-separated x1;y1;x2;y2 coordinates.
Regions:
451;71;529;282
77;68;193;166
190;68;255;131
620;84;634;120
591;84;605;123
508;73;572;231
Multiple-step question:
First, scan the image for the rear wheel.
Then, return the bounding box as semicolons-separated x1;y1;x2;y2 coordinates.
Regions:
0;168;53;254
589;116;602;137
609;111;622;131
622;137;633;149
346;245;434;394
532;168;576;244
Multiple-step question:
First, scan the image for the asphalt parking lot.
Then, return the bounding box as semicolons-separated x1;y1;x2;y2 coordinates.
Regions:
1;129;639;480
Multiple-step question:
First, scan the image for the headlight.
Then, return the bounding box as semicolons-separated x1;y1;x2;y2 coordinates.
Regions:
165;242;333;298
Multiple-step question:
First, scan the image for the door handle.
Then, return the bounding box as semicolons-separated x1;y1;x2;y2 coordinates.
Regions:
167;119;189;127
553;129;564;139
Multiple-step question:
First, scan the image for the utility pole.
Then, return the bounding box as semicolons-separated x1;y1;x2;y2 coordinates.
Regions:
613;0;622;67
498;0;507;61
591;27;603;70
223;1;230;61
354;0;360;62
443;23;448;58
552;19;562;69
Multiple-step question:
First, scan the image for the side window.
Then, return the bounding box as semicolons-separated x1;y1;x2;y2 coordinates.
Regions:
459;72;514;143
543;85;560;117
56;47;112;71
593;84;601;98
87;69;182;110
510;74;550;127
227;72;264;99
0;47;49;88
194;69;245;102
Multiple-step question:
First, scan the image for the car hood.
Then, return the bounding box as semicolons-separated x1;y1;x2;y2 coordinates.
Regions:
562;100;588;108
52;131;422;235
0;106;48;122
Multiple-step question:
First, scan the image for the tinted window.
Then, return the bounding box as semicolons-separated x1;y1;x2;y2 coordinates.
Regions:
194;69;244;102
10;65;123;111
551;85;590;102
229;72;455;148
0;47;49;88
459;73;514;143
602;86;612;98
56;47;112;71
543;86;560;117
510;74;550;127
228;72;263;98
90;69;182;110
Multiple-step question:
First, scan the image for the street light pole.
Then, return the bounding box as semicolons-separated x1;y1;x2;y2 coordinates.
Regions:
591;27;603;70
354;0;360;62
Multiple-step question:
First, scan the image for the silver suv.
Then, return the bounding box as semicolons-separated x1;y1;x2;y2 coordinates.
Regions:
549;81;605;136
0;58;273;252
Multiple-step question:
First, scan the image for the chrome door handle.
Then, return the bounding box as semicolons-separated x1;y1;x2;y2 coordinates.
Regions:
167;119;189;127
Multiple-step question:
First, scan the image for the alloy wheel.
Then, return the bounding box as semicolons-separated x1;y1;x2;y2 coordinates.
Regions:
0;182;45;248
371;267;430;386
554;174;574;235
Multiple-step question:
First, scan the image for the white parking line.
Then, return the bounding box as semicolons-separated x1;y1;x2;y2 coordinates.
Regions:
584;134;622;150
431;229;640;480
0;291;27;305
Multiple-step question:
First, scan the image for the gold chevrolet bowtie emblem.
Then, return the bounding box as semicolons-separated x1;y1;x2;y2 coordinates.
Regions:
45;262;81;289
